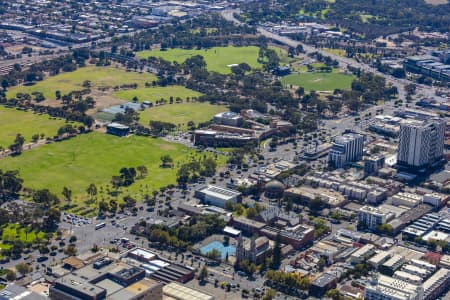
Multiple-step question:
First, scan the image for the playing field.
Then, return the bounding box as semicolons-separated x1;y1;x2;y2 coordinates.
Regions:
139;102;227;129
113;86;202;103
0;133;225;203
7;66;157;100
136;46;291;74
0;106;77;149
281;72;354;91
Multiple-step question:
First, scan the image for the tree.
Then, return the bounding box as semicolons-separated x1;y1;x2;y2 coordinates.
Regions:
160;155;173;167
198;265;208;282
0;170;23;201
33;189;59;208
6;270;16;281
64;245;77;256
246;207;258;219
263;289;277;300
9;134;25;154
136;165;148;178
15;263;32;276
86;183;97;199
329;100;343;115
271;233;282;269
326;289;344;300
55;90;61;100
309;197;324;213
31;134;39;143
62;186;72;204
43;207;61;230
295;87;305;98
109;199;118;213
206;249;221;260
119;167;137;186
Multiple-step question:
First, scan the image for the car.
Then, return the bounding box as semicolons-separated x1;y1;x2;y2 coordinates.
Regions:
50;252;57;256
37;256;48;262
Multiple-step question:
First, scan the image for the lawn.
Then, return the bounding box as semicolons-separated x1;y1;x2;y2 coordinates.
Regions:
136;46;291;74
324;48;347;57
0;132;226;204
281;72;354;91
1;224;46;244
0;106;77;149
113;86;202;103
139;102;227;129
7;66;157;100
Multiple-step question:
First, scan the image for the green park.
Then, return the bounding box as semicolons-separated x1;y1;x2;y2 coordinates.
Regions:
0;132;226;209
281;71;354;92
139;102;227;130
0;106;78;149
113;85;202;103
6;66;157;100
137;45;292;74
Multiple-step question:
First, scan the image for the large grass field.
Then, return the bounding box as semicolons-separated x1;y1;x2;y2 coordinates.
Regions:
136;46;291;74
0;106;76;149
7;66;157;100
139;102;227;129
0;133;225;205
281;72;354;91
113;86;202;103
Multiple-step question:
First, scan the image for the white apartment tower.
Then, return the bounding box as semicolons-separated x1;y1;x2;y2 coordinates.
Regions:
328;133;364;168
397;118;445;169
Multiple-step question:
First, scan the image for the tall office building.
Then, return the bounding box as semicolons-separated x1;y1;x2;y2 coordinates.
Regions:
397;118;445;170
328;133;364;168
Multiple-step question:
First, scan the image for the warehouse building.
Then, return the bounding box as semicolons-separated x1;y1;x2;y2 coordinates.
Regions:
195;185;242;208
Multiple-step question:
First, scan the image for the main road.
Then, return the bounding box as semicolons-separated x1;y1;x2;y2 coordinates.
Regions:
221;9;446;103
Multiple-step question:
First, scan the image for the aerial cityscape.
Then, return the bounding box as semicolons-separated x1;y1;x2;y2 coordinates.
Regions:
0;0;449;299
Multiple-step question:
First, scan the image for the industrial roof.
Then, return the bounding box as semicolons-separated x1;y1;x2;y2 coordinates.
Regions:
163;282;214;300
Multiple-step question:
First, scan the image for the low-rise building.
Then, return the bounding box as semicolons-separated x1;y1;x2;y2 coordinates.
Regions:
364;274;422;300
309;273;337;298
393;270;423;285
231;217;266;235
381;255;405;276
195;185;242;208
358;206;395;231
369;251;392;269
0;284;48;300
284;186;347;208
106;122;130;137
392;192;423;208
213;111;243;127
260;225;314;249
162;282;214;300
350;244;376;264
422;267;450;300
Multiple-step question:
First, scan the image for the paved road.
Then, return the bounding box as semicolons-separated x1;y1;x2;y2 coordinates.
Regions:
221;9;447;104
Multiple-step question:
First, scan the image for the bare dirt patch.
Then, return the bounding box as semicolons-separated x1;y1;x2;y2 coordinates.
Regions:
87;90;127;114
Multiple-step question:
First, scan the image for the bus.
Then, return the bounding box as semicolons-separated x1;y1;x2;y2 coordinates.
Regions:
95;222;106;230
